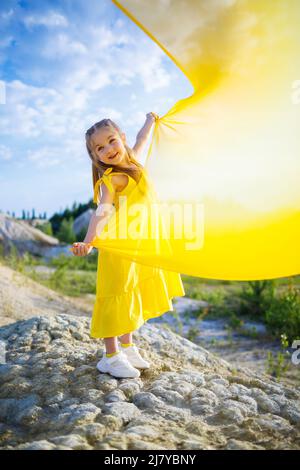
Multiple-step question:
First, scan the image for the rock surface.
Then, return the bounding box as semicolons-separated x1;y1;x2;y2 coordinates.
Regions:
0;213;70;259
0;314;299;450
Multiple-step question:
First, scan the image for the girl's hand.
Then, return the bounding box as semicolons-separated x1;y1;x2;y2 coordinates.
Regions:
70;242;93;256
146;112;159;123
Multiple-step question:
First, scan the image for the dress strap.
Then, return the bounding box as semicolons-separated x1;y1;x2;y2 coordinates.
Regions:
93;167;114;204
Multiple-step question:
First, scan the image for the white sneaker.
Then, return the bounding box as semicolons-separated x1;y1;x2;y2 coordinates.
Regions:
120;344;150;369
96;351;140;378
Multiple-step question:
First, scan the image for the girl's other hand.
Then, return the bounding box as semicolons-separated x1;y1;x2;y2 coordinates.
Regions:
146;112;159;123
70;242;93;256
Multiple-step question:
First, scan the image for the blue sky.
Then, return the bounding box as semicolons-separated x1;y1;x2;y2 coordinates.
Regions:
0;0;192;218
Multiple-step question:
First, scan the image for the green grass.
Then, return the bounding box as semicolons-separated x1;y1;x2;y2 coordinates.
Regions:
0;246;97;297
48;251;98;271
46;265;97;297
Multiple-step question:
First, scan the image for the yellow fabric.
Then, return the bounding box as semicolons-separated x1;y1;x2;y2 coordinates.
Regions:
89;0;300;280
90;170;185;339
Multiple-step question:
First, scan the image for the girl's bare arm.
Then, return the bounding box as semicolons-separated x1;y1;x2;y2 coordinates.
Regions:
83;183;116;244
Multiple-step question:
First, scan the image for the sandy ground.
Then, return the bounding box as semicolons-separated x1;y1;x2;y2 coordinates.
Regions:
0;262;92;328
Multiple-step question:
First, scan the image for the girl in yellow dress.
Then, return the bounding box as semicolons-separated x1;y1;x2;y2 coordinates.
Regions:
71;112;185;378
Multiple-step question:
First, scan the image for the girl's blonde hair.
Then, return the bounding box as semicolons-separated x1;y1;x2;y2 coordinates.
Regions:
85;119;144;201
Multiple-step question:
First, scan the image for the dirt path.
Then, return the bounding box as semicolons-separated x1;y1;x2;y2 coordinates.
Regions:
0;262;91;327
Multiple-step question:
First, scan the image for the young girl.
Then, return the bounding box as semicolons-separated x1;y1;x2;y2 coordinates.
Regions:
71;112;185;379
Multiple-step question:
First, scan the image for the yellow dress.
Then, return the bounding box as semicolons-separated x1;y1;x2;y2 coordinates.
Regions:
90;167;185;339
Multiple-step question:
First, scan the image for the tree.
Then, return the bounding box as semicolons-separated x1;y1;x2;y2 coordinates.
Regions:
56;217;76;243
36;222;53;237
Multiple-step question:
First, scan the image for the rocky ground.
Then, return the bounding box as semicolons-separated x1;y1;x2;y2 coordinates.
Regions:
0;313;300;450
0;261;299;449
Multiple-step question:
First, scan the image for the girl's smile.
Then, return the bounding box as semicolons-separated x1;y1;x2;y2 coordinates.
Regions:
91;128;127;166
109;152;118;160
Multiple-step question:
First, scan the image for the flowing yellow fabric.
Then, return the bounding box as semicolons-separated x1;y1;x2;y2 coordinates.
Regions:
89;0;300;280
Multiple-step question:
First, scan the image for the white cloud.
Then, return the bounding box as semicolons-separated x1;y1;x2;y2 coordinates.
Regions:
0;36;14;65
0;77;127;170
85;107;122;123
0;79;126;141
0;144;12;160
26;146;60;168
0;8;15;22
114;37;172;92
0;80;6;104
123;110;147;129
63;66;112;92
0;3;174;102
0;7;177;177
23;11;69;29
42;33;87;59
139;58;172;92
41;30;171;99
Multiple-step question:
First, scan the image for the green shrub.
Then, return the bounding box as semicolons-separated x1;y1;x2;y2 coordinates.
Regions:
264;284;300;343
228;312;244;329
265;334;291;380
237;280;276;318
35;222;53;236
1;245;38;273
49;251;98;271
189;287;232;318
47;264;96;296
56;217;76;243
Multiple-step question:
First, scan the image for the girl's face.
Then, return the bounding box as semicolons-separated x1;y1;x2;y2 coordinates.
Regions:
91;127;126;166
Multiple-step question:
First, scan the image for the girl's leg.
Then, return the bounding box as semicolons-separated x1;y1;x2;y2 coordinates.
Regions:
104;336;119;354
119;332;133;345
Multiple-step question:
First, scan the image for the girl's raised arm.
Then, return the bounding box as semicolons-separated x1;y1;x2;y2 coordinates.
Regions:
133;112;159;160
